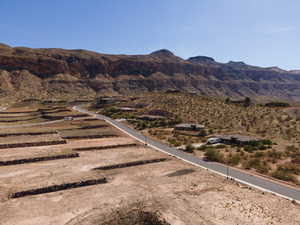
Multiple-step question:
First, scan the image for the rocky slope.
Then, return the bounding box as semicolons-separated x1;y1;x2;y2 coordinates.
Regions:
0;43;300;101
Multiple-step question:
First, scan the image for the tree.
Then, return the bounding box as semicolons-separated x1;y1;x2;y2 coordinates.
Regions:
244;97;251;107
185;144;194;153
225;97;231;104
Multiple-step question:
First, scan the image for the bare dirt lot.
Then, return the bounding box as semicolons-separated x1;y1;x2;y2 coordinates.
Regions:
0;114;299;225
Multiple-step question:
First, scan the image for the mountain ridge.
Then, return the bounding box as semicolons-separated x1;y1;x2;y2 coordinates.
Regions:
0;44;300;102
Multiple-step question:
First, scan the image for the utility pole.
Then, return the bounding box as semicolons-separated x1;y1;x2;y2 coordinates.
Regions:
227;166;229;180
144;135;147;146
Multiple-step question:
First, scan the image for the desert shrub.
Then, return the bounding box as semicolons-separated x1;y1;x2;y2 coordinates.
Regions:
167;138;181;147
215;144;226;149
244;140;272;153
278;163;300;175
261;139;273;145
185;144;194;153
101;202;170;225
205;148;224;162
198;129;207;137
244;145;257;153
243;97;251;107
286;145;299;153
197;145;208;151
264;102;290;107
226;153;241;166
272;169;297;182
102;106;120;116
254;151;264;158
244;159;269;174
267;150;282;159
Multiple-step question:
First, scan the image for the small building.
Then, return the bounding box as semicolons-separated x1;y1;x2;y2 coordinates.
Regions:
137;115;166;121
117;107;136;112
214;134;260;146
96;96;127;105
174;123;204;131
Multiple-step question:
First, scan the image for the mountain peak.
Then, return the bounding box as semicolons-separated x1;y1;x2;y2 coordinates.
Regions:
227;61;247;66
0;43;11;48
150;49;175;58
188;56;216;64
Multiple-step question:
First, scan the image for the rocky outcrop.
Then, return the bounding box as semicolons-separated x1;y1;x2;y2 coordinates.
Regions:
1;44;300;101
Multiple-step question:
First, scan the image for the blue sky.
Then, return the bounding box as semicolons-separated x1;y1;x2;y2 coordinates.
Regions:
1;0;299;70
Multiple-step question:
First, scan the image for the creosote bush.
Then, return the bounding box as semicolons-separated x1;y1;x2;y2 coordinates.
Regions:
204;148;224;162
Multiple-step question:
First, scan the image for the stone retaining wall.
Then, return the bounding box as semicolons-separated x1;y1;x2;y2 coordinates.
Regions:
0;153;79;166
62;134;116;140
0;131;57;137
0;110;37;114
9;177;107;198
0;140;67;149
79;125;108;129
83;118;100;121
74;143;138;152
94;158;168;170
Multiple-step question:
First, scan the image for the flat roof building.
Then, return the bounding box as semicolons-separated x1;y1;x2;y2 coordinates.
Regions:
174;123;204;131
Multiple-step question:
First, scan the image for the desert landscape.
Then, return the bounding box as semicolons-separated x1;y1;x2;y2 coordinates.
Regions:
1;1;300;224
0;103;299;225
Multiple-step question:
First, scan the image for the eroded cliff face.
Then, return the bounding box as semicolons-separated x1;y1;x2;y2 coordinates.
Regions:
0;44;300;101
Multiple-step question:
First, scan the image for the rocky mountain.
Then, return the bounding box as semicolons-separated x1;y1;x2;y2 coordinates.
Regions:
0;43;300;102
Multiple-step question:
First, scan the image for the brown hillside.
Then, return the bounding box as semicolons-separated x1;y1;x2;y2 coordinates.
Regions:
1;44;300;101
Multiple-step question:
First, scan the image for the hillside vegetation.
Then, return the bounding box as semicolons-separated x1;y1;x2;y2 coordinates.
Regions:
137;93;300;141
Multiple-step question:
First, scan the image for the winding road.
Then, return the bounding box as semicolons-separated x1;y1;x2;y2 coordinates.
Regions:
74;106;299;203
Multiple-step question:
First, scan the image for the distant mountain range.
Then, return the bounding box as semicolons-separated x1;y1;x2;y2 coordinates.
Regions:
0;43;300;101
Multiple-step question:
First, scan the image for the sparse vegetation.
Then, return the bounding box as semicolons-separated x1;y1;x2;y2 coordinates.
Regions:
205;148;224;162
264;102;290;107
272;169;297;183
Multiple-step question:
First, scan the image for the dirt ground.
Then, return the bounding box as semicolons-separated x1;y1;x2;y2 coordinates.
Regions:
0;117;300;225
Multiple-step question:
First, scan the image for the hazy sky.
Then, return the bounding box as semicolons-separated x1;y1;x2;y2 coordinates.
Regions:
1;0;299;69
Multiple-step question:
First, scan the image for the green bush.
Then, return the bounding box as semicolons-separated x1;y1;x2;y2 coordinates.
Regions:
205;148;224;162
215;144;226;149
244;159;269;174
278;164;300;175
198;129;207;137
264;102;290;107
261;139;272;145
197;145;208;151
167;138;181;147
244;145;257;153
272;169;296;182
185;144;194;153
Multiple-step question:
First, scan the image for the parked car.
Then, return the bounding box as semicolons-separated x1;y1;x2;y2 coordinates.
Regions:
64;117;74;121
207;137;222;144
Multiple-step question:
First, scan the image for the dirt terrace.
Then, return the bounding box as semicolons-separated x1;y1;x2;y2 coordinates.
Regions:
0;116;299;225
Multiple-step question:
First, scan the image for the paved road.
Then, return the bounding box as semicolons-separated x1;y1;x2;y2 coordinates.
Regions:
74;106;300;203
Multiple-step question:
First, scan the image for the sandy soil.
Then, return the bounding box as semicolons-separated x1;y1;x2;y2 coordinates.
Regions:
0;133;62;144
0;119;299;225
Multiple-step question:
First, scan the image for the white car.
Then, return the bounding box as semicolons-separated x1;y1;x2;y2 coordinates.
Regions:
207;137;222;144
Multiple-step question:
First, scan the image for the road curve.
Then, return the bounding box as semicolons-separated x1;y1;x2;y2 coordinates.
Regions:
74;106;300;203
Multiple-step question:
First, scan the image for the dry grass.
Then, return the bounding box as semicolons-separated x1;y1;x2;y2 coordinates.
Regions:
136;93;300;141
131;93;300;185
100;202;170;225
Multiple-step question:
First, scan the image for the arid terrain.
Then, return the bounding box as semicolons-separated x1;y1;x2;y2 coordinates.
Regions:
92;93;300;187
0;103;299;225
1;43;300;102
